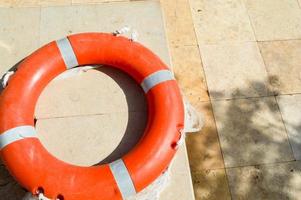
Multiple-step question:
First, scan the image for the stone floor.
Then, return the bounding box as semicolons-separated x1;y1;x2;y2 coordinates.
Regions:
1;0;301;200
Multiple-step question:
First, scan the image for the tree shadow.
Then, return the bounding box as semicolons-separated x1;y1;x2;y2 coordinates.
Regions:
187;77;301;199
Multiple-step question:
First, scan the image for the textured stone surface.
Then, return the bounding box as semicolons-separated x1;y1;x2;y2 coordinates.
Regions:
161;0;197;46
0;7;40;76
212;97;294;167
244;0;301;41
277;94;301;160
35;68;147;118
227;161;301;199
192;169;231;200
200;42;269;99
36;112;147;166
39;1;170;65
189;0;255;44
258;40;301;95
171;45;209;103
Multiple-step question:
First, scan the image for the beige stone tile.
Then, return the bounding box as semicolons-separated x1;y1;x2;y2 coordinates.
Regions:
171;45;209;102
159;143;195;200
36;111;147;166
161;0;198;46
72;0;128;4
169;143;192;174
277;94;301;160
186;101;224;171
227;161;301;199
212;97;294;167
35;67;147;118
40;0;71;6
160;170;195;200
10;0;39;7
189;0;255;44
200;42;269;99
0;7;40;76
192;169;231;200
258;40;301;95
40;1;171;65
244;0;301;41
0;0;11;7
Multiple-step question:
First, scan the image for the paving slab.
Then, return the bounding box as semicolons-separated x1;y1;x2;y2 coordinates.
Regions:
161;0;197;46
212;97;294;167
40;1;170;65
189;0;255;44
277;94;301;161
171;45;209;103
244;0;301;41
200;42;269;100
227;161;301;199
0;7;40;76
36;112;147;166
192;169;231;200
186;101;224;172
258;40;301;95
35;68;147;118
72;0;128;4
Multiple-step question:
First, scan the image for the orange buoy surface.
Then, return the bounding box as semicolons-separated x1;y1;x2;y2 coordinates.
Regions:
0;33;184;200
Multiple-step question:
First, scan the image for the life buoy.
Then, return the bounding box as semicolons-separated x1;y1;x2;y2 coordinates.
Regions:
0;33;184;200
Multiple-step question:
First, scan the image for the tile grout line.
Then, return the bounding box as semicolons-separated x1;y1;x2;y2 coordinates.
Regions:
191;158;301;174
274;96;296;161
224;159;299;170
210;92;301;102
36;110;147;120
38;5;42;46
297;0;301;9
240;0;258;42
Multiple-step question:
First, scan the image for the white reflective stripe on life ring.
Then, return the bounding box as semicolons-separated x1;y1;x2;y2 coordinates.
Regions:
56;37;79;69
141;69;174;93
109;159;136;199
0;126;37;150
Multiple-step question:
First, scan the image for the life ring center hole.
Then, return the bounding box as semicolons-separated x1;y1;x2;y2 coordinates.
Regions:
35;66;147;167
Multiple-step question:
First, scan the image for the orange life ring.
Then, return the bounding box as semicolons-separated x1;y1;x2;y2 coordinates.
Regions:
0;33;184;200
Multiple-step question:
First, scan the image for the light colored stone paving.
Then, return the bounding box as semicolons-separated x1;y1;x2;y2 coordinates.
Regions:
72;0;128;5
200;42;269;100
36;68;147;118
39;1;170;65
170;45;209;103
36;112;147;166
0;7;40;76
277;94;301;161
244;0;301;41
212;97;294;167
0;0;72;7
161;0;197;46
258;40;301;95
189;0;255;44
227;161;301;199
192;169;231;200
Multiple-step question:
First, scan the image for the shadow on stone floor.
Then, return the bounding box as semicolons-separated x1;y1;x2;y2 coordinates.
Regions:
187;78;301;199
